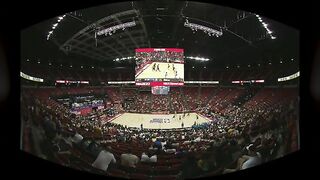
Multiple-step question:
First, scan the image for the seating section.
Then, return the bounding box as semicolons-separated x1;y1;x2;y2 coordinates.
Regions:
21;85;299;179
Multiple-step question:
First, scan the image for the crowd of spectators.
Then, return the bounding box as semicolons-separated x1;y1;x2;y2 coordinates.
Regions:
21;86;299;179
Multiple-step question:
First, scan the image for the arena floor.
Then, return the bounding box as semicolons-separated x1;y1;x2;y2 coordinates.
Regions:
110;112;210;129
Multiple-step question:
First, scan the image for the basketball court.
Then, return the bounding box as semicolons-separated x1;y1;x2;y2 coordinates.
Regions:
110;112;210;129
135;62;184;80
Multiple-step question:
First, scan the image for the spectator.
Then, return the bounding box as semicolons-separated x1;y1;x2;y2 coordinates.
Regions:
120;148;139;168
43;116;57;141
141;151;157;163
71;132;83;144
92;146;116;172
87;141;101;158
154;138;162;150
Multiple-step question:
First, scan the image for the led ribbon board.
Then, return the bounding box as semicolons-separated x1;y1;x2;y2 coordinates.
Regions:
20;72;44;82
278;71;300;82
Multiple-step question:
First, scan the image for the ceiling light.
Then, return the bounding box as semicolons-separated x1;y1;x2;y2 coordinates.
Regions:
26;59;30;62
53;23;58;27
192;66;195;69
97;21;136;36
81;66;83;68
49;62;52;65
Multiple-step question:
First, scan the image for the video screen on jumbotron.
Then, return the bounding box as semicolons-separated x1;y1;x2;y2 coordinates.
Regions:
135;48;184;86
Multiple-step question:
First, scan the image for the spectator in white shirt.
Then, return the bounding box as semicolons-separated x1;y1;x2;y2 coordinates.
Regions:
141;151;157;163
71;132;83;144
92;146;116;172
120;148;139;168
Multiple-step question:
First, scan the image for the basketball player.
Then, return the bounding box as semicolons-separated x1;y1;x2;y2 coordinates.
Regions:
168;63;170;69
181;122;184;128
165;72;168;78
179;115;181;120
157;64;160;72
153;63;156;71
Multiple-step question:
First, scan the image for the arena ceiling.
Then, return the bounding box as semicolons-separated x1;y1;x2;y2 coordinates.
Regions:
21;0;299;69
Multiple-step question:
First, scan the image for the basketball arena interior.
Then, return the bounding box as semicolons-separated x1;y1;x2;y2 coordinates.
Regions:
20;1;299;179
